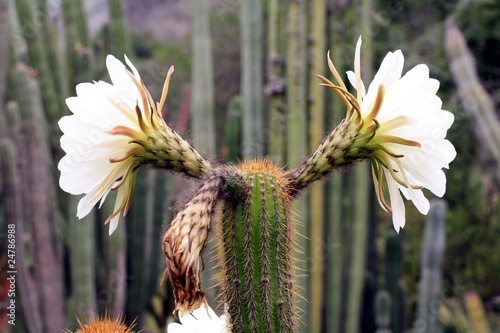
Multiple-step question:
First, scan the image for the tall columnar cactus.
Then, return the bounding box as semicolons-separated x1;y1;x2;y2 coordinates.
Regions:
308;2;326;331
191;0;217;305
325;3;348;330
107;0;129;57
240;0;264;158
219;161;296;332
224;96;242;163
14;0;62;137
0;131;44;333
12;65;65;332
414;199;447;333
346;0;375;331
384;229;405;333
375;290;392;333
285;1;310;329
266;0;286;164
445;19;500;187
125;168;155;325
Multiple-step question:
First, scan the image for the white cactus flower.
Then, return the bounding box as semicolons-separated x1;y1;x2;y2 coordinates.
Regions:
320;37;456;231
168;304;228;333
58;55;209;235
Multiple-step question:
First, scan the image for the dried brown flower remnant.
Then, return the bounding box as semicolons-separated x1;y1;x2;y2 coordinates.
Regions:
162;169;229;316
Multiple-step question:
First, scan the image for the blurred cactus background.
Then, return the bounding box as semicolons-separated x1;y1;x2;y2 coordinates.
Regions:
0;0;499;332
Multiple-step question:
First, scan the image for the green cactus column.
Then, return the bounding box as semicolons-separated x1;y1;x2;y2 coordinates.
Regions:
190;0;217;306
1;130;44;333
308;1;326;331
14;0;61;136
384;229;405;333
101;0;130;317
219;161;296;332
325;3;348;330
266;0;286;164
240;0;264;158
285;0;310;329
12;66;65;333
445;19;500;187
0;0;8;112
414;199;447;333
346;1;374;331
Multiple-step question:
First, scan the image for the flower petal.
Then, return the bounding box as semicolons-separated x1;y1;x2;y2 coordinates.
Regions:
386;172;406;232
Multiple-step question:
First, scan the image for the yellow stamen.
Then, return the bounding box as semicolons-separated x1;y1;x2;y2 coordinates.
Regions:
125;70;152;127
327;51;347;91
365;85;385;121
109;147;142;163
106;125;143;139
158;65;175;116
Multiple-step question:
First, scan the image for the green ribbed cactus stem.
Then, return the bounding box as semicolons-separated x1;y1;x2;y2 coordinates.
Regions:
308;2;326;331
100;199;127;316
385;229;405;333
325;3;348;329
445;19;500;187
37;0;64;103
414;199;447;333
12;66;65;332
62;0;76;89
218;160;296;332
266;0;286;164
224;95;242;163
69;197;97;319
240;0;264;158
14;0;61;134
0;136;44;333
107;0;130;56
191;0;216;156
145;172;168;302
375;290;392;333
285;1;309;329
190;0;217;304
0;0;8;113
75;0;91;72
163;161;298;332
125;167;155;326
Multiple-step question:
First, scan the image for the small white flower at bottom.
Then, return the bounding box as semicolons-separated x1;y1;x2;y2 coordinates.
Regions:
167;304;228;333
